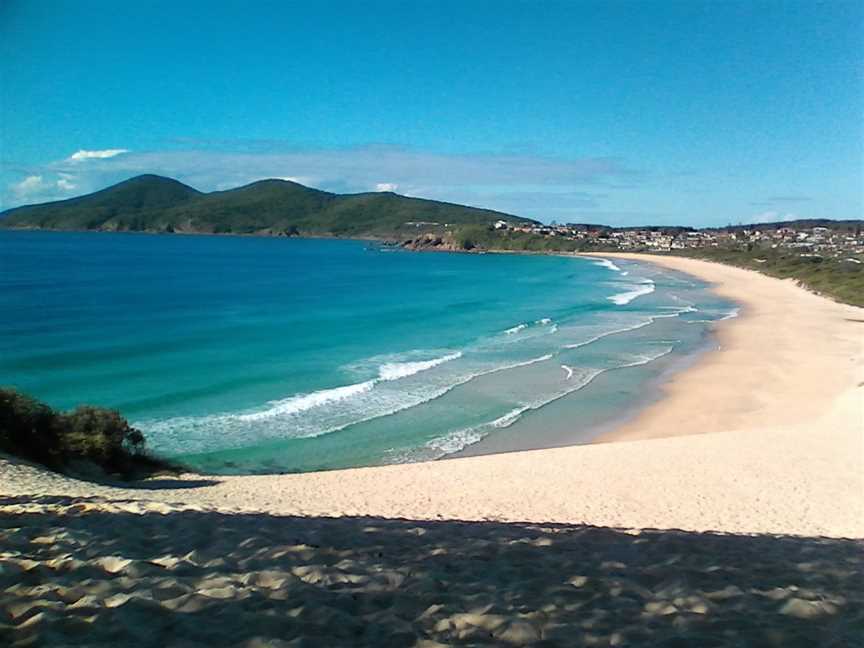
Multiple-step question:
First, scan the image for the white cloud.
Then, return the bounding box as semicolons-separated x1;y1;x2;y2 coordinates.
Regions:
56;177;77;191
10;173;78;203
68;148;129;162
374;182;399;192
13;175;46;197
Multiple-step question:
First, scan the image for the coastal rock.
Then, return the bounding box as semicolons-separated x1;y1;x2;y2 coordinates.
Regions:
399;233;463;252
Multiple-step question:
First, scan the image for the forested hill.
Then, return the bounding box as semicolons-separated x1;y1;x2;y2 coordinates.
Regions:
0;174;536;237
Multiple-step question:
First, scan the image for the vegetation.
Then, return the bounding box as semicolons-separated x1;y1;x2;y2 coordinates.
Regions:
671;247;864;307
451;225;584;252
0;175;535;236
0;388;181;479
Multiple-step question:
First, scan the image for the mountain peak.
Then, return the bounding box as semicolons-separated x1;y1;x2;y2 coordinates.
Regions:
0;173;534;234
124;173;185;184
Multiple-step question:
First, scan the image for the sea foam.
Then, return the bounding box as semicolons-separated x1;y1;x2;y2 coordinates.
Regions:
422;341;678;460
502;318;556;337
378;351;462;381
607;279;656;305
486;354;554;373
564;320;653;349
504;323;528;335
238;380;376;421
424;406;530;456
593;258;622;272
686;306;739;323
241;350;463;421
560;305;695;351
142;348;557;454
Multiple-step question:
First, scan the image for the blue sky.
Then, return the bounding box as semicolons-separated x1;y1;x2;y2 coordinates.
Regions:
1;0;862;225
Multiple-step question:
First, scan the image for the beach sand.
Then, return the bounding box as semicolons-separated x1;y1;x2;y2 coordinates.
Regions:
3;255;863;646
589;254;864;444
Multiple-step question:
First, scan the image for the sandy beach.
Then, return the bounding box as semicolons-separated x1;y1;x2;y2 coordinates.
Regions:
3;254;863;646
590;254;864;444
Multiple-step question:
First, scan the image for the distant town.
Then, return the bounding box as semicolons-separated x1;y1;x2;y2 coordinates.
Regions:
493;219;864;261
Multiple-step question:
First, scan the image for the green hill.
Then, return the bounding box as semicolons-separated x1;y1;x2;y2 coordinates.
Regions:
0;175;202;231
0;175;535;236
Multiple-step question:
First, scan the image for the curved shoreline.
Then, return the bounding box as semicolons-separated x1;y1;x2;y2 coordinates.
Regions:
2;255;862;538
454;255;734;458
585;254;862;444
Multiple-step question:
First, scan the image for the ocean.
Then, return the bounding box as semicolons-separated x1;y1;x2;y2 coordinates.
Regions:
0;230;737;473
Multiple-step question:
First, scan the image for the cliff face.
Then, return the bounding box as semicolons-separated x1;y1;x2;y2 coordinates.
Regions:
399;232;466;252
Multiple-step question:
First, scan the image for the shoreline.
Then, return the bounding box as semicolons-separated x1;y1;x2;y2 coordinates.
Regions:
454;255;732;458
2;254;863;538
584;253;862;443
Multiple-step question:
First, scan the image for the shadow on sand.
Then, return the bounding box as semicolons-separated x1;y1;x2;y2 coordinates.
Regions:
100;477;222;490
1;494;861;647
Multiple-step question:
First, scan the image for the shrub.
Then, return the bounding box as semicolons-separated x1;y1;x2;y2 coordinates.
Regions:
453;225;490;251
0;387;180;479
0;389;59;467
58;406;144;465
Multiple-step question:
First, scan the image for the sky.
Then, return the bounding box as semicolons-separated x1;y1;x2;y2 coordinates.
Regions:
1;0;862;226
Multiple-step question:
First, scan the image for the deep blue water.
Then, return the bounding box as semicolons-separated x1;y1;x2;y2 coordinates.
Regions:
0;230;737;473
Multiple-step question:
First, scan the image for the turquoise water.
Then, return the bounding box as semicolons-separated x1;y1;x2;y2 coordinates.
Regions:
0;230;736;473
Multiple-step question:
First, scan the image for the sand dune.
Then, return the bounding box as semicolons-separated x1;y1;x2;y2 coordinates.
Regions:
2;494;861;647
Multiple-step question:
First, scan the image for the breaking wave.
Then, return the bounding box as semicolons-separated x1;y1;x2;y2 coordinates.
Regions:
504;323;528;335
593;258;622;272
237;380;376;422
607;279;656;305
503;317;555;336
423;406;531;456
378;351;462;381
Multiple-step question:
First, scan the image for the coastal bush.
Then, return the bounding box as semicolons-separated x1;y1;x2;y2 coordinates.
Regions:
453;225;490;250
676;247;864;307
0;388;180;479
448;226;587;254
57;406;145;465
